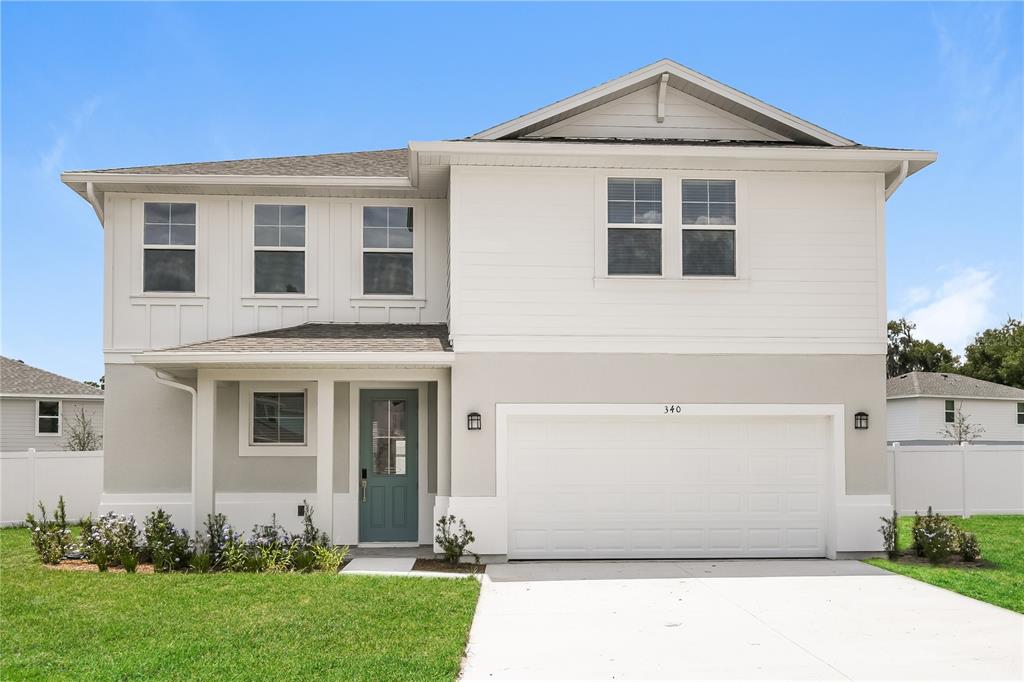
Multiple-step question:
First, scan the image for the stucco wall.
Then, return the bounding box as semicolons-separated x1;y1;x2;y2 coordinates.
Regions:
450;353;887;496
0;397;103;452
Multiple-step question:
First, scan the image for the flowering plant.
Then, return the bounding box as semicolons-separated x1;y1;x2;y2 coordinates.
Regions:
144;509;191;572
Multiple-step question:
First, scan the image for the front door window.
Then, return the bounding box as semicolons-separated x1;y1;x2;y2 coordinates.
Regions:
372;399;408;475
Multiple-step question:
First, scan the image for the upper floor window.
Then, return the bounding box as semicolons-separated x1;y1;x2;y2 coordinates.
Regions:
682;180;736;277
944;399;956;423
363;207;413;295
1017;403;1023;425
144;202;196;292
607;179;662;276
36;400;61;435
254;204;305;294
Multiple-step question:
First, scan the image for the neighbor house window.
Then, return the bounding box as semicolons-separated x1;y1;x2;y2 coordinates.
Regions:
36;400;61;435
945;400;956;423
251;392;305;445
144;202;196;292
682;180;736;277
254;204;305;294
607;178;662;276
362;207;413;295
1017;403;1024;425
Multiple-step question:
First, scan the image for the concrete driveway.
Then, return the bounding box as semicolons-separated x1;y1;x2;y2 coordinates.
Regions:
462;560;1023;680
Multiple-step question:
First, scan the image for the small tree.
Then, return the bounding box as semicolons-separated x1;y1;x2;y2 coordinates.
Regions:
63;407;102;451
938;402;985;444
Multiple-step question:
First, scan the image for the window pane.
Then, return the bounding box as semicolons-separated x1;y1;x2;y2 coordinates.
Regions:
363;227;388;248
682;180;709;203
635;202;662;224
608;228;661;275
945;400;955;410
389;400;406;437
38;417;59;434
682;229;735;276
608;179;634;201
388;207;413;228
280;205;305;227
363;206;388;227
373;437;392;475
38;401;60;417
254;204;280;226
169;224;196;245
280;225;305;247
363;253;413;295
708;180;736;203
277;418;305;443
708;203;736;225
372;400;389;439
683;203;709;225
170;203;196;225
254;225;279;247
608;201;634;224
144;250;195;292
144;225;170;245
144;202;171;224
254;251;305;293
388;227;413;248
634;179;662;201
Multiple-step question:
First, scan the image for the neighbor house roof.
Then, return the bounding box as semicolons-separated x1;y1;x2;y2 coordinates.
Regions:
162;323;452;353
0;356;103;398
887;372;1024;400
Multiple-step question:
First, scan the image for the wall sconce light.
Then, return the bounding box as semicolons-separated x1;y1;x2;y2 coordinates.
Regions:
467;412;482;431
854;411;869;430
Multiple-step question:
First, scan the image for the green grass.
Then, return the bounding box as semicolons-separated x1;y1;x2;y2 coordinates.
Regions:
865;515;1024;614
0;528;480;681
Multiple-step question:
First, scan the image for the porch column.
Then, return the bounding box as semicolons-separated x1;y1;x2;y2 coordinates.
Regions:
194;374;216;534
437;369;452;497
316;378;334;542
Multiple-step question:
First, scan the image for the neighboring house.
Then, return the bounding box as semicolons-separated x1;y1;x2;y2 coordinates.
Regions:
887;371;1024;445
60;59;936;559
0;356;104;451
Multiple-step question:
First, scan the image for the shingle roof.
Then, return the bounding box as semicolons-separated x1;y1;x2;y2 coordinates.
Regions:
164;323;451;353
0;356;103;397
72;149;408;177
887;372;1024;400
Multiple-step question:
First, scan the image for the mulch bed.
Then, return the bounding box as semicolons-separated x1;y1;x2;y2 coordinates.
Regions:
886;553;991;569
44;559;156;574
412;558;484;574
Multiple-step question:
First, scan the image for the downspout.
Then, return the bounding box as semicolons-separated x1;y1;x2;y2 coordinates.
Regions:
85;181;105;224
884;160;909;201
152;370;198;530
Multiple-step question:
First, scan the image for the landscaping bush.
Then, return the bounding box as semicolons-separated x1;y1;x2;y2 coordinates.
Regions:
879;510;899;560
912;507;960;564
312;544;348;573
24;497;73;564
960;530;982;562
79;512;142;571
144;509;191;572
435;515;477;565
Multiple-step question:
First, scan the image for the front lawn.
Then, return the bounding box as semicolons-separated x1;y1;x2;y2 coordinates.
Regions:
865;515;1023;614
0;528;480;681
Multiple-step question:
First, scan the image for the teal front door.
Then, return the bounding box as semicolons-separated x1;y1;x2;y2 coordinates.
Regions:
359;390;418;542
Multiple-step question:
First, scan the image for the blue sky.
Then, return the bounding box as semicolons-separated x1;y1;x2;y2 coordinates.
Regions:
2;2;1021;382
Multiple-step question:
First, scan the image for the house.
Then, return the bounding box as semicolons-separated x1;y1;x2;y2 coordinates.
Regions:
887;371;1024;445
60;59;936;559
0;356;104;451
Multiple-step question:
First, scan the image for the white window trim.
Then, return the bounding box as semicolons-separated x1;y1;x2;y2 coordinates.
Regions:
600;176;665;279
681;178;740;279
35;399;62;437
1016;402;1023;426
350;200;426;302
238;381;317;457
138;199;199;296
248;202;310;297
944;399;956;423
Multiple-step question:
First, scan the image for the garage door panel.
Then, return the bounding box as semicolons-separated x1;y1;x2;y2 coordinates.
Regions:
508;413;830;559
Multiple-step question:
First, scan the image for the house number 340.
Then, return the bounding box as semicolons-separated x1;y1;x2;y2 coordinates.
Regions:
664;405;682;414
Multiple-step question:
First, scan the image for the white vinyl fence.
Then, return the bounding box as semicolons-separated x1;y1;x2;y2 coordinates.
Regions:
889;444;1024;517
1;450;103;525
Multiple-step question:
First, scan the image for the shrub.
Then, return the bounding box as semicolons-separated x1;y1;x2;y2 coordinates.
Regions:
144;509;191;572
312;544;348;573
80;512;141;571
25;497;73;564
435;515;476;565
300;500;329;548
959;531;982;562
912;507;959;564
196;513;233;569
189;549;213;573
879;510;899;560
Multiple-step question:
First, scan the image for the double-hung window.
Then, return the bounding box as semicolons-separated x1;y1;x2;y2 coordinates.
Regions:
1017;403;1023;425
362;207;414;295
36;400;61;435
607;178;662;276
251;391;306;445
944;400;956;423
254;204;305;294
682;180;736;277
144;202;196;292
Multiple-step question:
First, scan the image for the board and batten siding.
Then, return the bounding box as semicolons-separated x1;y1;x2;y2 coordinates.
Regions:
887;397;1024;443
448;165;886;354
0;398;103;452
102;194;449;352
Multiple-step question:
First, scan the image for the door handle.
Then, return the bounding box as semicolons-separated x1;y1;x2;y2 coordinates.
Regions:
361;468;368;503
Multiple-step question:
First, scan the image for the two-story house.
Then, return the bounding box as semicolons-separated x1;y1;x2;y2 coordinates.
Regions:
61;60;935;559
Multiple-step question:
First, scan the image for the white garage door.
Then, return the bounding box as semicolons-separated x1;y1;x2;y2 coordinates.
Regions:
507;413;831;559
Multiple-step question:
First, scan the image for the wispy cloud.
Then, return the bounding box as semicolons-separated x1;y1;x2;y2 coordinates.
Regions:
38;96;101;176
892;268;998;355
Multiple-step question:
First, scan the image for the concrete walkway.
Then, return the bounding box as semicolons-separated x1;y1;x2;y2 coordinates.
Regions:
462;560;1023;680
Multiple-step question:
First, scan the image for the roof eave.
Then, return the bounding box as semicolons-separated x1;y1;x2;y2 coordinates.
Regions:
132;350;455;368
60;172;413;189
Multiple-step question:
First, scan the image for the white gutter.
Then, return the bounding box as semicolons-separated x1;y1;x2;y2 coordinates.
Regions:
884;159;910;200
133;351;455;367
152;370;198;531
62;172;413;189
85;181;104;223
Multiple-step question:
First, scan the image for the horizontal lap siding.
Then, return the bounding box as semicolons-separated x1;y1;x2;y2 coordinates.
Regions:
450;166;883;352
0;398;103;452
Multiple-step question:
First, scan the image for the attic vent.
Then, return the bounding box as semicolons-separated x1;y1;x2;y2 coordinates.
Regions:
941;374;949;378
